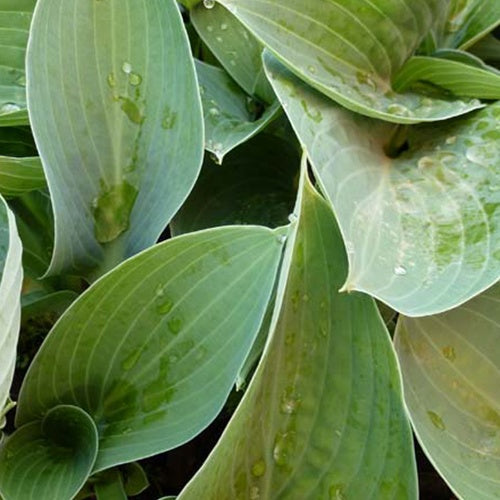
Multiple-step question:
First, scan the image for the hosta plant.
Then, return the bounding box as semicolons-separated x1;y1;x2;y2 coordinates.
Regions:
0;0;499;498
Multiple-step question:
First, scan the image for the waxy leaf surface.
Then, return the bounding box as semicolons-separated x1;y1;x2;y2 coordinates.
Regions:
27;0;203;276
179;176;417;499
16;226;283;471
395;283;500;499
266;55;500;316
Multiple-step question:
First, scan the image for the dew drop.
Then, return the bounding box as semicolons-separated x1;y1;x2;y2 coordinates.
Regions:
442;345;456;361
280;390;301;415
329;484;346;500
208;107;220;116
215;36;223;43
427;411;446;431
168;317;182;334
122;61;132;74
273;432;295;466
308;65;316;74
394;265;407;276
0;103;21;114
129;72;142;86
207;25;214;32
277;234;287;244
156;297;173;315
251;459;266;477
203;0;215;8
418;156;438;169
220;23;228;30
386;103;412;117
16;75;26;87
107;72;116;88
122;349;142;371
288;213;298;223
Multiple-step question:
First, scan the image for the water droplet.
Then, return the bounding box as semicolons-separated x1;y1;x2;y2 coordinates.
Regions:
216;36;223;43
273;431;295;466
442;346;456;361
168;317;182;334
207;25;214;32
386;103;412;117
427;411;446;431
92;181;138;243
308;65;316;74
277;234;287;244
0;103;21;114
445;136;457;145
345;240;355;255
220;23;228;30
288;213;298;223
230;59;237;66
122;349;142;371
251;459;266;477
208;107;220;116
162;106;178;130
157;297;173;315
203;0;215;8
155;284;165;297
466;144;495;167
129;72;142;86
122;61;132;74
329;484;346;500
118;96;144;124
418;156;439;169
107;72;116;88
16;75;26;87
394;265;407;276
280;389;301;415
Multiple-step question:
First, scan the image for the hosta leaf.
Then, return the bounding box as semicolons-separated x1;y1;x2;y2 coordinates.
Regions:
0;405;98;500
0;194;22;422
395;283;500;499
27;0;204;277
16;225;284;472
191;3;273;103
437;0;500;50
179;173;417;499
172;134;299;235
393;55;500;99
266;54;500;317
469;35;500;68
0;0;35;127
21;290;78;323
217;0;483;124
196;61;280;163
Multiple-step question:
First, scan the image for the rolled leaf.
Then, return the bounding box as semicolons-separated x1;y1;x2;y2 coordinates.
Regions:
0;405;98;500
16;225;284;471
27;0;204;277
179;174;417;499
266;54;500;317
395;283;500;499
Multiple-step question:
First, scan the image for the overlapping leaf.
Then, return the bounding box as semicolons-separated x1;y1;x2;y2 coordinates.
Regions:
395;283;500;499
172;133;299;235
196;61;280;163
436;0;500;50
0;405;98;500
27;0;204;277
0;0;35;126
217;0;483;123
15;225;284;472
266;54;500;316
0;194;22;425
179;175;417;499
191;2;273;103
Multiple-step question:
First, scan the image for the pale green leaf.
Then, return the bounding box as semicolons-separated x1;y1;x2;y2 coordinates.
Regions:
0;194;22;421
0;0;35;127
179;175;417;499
393;55;500;99
437;0;500;50
395;283;500;499
192;2;274;103
217;0;483;123
15;225;284;472
196;61;280;163
27;0;204;277
266;54;500;317
0;405;98;500
172;133;299;235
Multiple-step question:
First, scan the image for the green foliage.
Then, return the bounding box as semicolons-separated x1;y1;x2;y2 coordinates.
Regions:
0;0;498;499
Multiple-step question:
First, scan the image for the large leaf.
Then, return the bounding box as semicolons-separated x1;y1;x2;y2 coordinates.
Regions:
27;0;204;277
179;173;417;499
191;2;273;103
172;133;299;235
217;0;483;124
196;60;280;163
393;55;500;99
0;405;98;500
395;283;500;499
436;0;500;50
266;54;500;317
15;225;284;472
0;194;22;424
0;0;35;126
